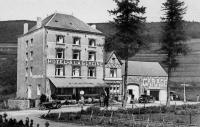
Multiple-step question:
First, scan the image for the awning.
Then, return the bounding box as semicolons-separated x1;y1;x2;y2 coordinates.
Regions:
49;78;108;88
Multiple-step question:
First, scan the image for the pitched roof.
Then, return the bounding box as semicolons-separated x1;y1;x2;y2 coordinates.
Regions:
122;61;167;77
27;13;102;35
105;51;123;64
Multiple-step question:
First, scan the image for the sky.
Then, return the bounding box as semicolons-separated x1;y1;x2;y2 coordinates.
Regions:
0;0;200;23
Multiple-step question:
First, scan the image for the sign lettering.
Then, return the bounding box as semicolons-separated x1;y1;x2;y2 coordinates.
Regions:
47;59;103;67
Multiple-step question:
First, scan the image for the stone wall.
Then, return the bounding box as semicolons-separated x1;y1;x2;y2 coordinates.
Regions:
7;99;30;110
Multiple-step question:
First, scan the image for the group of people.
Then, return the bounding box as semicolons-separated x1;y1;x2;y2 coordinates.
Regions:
0;114;49;127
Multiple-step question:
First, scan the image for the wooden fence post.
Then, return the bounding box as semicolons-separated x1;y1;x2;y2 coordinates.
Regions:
90;109;93;124
109;111;113;124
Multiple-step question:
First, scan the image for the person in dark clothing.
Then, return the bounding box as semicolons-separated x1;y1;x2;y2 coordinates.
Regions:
99;94;104;107
104;94;109;107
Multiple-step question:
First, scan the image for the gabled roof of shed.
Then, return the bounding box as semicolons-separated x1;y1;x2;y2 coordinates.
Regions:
122;61;167;77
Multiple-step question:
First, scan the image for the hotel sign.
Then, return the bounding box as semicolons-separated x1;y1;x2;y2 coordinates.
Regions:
47;59;103;66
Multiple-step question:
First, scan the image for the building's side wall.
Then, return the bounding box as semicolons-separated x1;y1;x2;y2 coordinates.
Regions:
46;29;105;82
17;29;46;99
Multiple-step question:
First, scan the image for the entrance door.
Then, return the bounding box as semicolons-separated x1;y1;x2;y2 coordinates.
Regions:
150;90;159;101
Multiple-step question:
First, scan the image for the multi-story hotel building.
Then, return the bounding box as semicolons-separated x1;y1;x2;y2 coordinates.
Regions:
17;13;106;100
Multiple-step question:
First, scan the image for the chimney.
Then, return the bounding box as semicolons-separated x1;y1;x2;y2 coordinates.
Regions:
90;24;96;29
37;17;42;28
23;23;28;34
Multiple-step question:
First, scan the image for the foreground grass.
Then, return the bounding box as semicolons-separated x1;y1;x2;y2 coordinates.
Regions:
42;104;200;127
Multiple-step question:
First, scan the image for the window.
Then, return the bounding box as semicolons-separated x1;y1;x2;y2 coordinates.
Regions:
56;49;64;59
37;84;41;96
30;66;33;76
26;40;28;48
73;50;80;60
30;39;33;46
88;67;96;78
55;65;64;76
25;67;28;76
112;58;116;63
25;52;28;61
30;51;33;60
56;35;64;44
72;66;81;77
89;39;96;47
73;37;80;45
110;68;117;77
88;51;96;61
27;85;32;99
116;87;119;90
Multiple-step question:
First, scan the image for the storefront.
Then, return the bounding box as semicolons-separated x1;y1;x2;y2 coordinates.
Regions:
48;78;108;100
122;61;168;103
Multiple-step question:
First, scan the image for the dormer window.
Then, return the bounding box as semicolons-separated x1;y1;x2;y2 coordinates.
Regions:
56;49;64;59
56;35;64;44
73;37;80;45
89;39;96;47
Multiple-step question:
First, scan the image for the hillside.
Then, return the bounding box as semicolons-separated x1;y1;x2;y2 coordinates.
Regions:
0;20;36;43
91;22;200;86
1;21;200;95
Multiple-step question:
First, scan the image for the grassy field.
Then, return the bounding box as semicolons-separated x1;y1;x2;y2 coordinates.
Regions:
171;87;200;101
42;105;200;127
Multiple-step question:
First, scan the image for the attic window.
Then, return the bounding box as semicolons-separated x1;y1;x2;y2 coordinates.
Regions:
112;58;116;63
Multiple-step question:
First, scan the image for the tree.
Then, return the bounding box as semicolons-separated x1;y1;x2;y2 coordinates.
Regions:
161;0;188;106
0;55;17;95
108;0;146;107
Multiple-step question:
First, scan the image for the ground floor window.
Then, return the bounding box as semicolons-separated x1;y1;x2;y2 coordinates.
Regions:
72;66;81;77
55;65;64;76
108;83;120;94
88;67;96;78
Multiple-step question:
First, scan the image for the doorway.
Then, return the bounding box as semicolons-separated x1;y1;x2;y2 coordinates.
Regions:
150;90;159;101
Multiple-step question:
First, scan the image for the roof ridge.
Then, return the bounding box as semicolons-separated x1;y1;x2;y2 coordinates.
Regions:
45;13;57;26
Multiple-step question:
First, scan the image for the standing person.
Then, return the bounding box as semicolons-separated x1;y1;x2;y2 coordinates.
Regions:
79;90;85;111
100;94;104;107
197;95;199;102
131;94;135;104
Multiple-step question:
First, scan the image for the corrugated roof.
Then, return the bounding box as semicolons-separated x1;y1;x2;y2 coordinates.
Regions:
122;61;167;77
49;78;107;88
27;13;102;35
